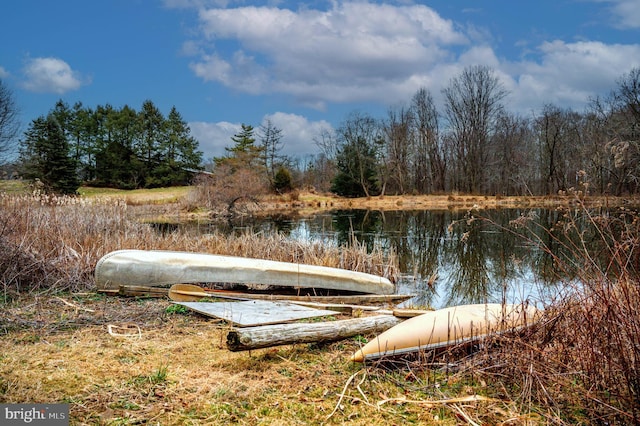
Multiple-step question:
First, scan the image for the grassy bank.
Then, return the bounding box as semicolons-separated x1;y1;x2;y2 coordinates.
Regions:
1;186;639;424
7;179;638;212
1;296;517;425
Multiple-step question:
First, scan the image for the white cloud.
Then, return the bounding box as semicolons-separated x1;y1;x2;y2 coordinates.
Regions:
22;57;88;94
261;112;333;157
508;41;640;111
184;2;640;115
189;120;240;160
597;0;640;29
613;0;640;28
189;113;332;160
191;2;466;107
0;66;9;79
190;51;268;94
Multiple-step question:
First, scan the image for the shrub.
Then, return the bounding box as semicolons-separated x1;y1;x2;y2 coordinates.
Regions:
273;166;293;193
188;165;268;216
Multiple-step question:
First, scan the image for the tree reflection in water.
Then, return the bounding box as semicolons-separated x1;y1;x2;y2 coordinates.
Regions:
190;207;630;309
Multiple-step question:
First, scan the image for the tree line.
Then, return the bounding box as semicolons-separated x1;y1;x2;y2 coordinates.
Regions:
2;64;639;197
318;65;640;197
17;99;203;193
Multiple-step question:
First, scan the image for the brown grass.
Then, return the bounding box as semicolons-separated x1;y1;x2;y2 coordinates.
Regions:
256;191;640;215
79;186;192;205
461;194;640;424
0;295;533;425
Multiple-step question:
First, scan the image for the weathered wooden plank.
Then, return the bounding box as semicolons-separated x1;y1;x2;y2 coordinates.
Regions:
208;291;414;305
173;300;338;327
226;314;403;351
114;284;414;305
392;308;432;318
118;285;168;297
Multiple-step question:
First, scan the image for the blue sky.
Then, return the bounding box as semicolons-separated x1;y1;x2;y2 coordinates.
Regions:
1;0;639;161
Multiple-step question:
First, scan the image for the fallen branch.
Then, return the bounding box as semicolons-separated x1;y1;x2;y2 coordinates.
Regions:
227;314;402;351
376;394;499;407
53;296;95;313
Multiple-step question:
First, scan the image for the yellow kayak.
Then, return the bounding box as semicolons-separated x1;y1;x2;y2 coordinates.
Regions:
351;303;539;362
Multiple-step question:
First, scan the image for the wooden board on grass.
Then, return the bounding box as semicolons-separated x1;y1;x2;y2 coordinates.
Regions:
174;300;338;327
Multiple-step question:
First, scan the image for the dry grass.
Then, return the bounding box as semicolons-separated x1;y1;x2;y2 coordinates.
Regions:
459;194;640;424
79;186;191;206
0;189;521;425
0;295;530;425
255;191;640;214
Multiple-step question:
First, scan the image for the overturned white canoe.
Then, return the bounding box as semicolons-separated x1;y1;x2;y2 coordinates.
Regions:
351;303;539;362
95;250;395;295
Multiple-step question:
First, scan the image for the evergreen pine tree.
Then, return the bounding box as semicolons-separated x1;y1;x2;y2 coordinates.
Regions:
216;124;264;171
149;106;203;186
19;114;80;194
331;136;379;197
136;100;165;186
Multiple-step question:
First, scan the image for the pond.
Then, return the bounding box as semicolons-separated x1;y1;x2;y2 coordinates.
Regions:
162;206;627;309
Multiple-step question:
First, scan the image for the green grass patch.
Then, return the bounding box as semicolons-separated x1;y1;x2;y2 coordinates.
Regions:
165;304;189;315
78;185;191;203
131;365;169;387
0;179;29;194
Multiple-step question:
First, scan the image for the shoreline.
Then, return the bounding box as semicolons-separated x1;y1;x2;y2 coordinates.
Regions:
255;192;640;215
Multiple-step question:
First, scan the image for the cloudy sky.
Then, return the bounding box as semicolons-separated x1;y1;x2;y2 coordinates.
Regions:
1;0;639;160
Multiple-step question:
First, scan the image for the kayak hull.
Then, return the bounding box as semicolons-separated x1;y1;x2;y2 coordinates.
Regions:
95;250;395;295
351;303;538;362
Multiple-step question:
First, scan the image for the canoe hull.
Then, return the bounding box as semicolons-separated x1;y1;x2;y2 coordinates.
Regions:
351;303;538;362
95;250;395;295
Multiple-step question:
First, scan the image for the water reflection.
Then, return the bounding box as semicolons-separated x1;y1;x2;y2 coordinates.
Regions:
310;210;538;307
167;207;632;309
268;209;549;308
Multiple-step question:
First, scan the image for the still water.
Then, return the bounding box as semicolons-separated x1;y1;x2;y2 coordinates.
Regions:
175;208;618;309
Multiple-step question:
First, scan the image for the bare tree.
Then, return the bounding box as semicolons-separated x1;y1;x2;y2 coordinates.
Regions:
580;104;615;195
411;87;445;193
442;66;508;194
489;112;535;195
0;79;20;164
383;105;414;194
604;67;640;194
534;104;584;195
310;127;339;192
259;119;285;188
190;164;267;217
313;127;339;160
614;67;640;124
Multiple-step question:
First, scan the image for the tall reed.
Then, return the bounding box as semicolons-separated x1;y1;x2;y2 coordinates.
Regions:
0;192;398;298
473;196;640;423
